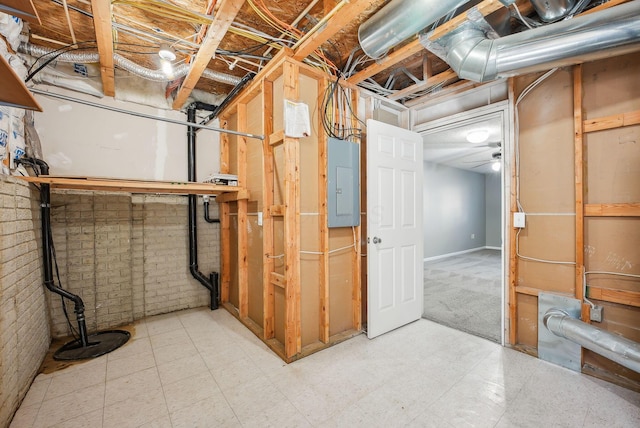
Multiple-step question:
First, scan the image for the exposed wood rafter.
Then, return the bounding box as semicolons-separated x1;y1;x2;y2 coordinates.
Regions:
172;0;246;109
292;0;377;62
90;0;115;97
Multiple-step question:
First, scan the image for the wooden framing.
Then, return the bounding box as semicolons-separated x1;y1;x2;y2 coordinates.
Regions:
17;176;248;196
172;0;246;108
90;0;115;97
217;52;362;362
0;54;42;111
574;65;586;309
508;53;640;388
508;78;518;345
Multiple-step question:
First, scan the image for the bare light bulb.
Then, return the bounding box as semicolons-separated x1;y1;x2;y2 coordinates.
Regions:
491;161;501;172
158;44;176;61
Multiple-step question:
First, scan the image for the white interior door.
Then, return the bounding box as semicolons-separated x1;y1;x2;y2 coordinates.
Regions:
367;119;423;339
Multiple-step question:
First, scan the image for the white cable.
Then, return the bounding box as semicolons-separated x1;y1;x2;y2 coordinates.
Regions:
585;271;640;279
512;4;534;30
583;270;640;309
515;228;576;265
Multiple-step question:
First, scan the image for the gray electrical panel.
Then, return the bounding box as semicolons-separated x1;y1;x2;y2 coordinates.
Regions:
327;138;360;227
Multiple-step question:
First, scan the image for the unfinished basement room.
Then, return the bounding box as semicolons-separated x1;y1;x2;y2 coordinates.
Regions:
1;0;639;426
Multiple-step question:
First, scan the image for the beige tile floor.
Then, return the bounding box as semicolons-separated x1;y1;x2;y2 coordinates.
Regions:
9;308;640;427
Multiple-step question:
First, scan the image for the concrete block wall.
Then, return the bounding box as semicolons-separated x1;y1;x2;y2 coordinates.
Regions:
0;176;50;428
48;192;220;338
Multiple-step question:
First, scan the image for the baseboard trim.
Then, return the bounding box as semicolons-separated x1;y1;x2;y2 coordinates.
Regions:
424;246;502;262
424;247;486;262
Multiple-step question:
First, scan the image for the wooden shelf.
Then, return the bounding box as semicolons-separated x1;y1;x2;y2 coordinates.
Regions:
0;54;42;111
17;175;250;198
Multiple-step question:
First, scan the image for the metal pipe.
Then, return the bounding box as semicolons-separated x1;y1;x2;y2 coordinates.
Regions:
358;0;472;59
529;0;576;22
544;309;640;373
434;1;640;82
30;88;265;140
19;42;242;86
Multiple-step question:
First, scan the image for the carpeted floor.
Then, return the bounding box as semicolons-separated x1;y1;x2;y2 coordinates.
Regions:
423;249;502;343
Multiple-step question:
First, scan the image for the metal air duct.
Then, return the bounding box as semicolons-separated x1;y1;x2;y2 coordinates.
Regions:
358;0;474;59
544;309;640;373
529;0;577;22
19;42;242;86
424;1;640;82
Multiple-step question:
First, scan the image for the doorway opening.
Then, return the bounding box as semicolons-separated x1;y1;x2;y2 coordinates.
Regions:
416;104;509;344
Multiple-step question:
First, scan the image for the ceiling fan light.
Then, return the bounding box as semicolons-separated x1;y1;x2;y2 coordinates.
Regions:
466;129;489;144
491;161;501;172
158;44;176;61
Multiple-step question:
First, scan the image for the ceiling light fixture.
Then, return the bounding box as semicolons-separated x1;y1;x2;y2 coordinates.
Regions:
161;59;174;78
158;44;176;62
466;129;489;144
491;161;501;172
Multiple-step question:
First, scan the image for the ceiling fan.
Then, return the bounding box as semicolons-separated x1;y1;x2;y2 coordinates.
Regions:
465;149;502;171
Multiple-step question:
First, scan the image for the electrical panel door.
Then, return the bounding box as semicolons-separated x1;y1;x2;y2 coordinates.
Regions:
327;138;360;227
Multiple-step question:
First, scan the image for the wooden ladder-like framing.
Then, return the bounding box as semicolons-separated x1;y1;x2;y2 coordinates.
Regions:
262;61;302;358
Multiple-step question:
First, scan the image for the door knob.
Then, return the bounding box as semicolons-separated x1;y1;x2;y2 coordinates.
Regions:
372;237;382;244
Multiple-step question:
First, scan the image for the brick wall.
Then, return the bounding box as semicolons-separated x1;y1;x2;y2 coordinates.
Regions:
0;176;50;428
0;183;220;427
48;192;220;337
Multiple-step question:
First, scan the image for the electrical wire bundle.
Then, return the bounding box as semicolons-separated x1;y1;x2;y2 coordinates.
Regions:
321;75;364;142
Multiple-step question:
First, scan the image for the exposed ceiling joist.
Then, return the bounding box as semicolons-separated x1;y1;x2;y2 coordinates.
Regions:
427;0;504;42
91;0;115;97
388;68;457;101
172;0;246;109
0;0;39;23
347;39;424;84
292;0;377;62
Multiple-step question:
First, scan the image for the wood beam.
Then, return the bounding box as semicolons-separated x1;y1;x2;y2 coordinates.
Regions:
584;203;640;217
348;39;424;85
388;69;458;101
292;0;378;62
90;0;115;97
583;110;640;133
172;0;246;109
428;0;504;42
588;287;640;308
574;65;585;305
283;61;302;358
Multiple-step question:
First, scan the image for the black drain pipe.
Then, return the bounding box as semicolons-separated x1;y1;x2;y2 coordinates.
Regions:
187;73;255;310
187;103;219;310
32;158;90;346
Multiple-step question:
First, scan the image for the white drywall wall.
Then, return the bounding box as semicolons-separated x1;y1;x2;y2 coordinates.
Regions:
34;88;220;181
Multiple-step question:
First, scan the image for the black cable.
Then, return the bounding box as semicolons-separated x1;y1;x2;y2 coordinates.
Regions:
26;42;98;82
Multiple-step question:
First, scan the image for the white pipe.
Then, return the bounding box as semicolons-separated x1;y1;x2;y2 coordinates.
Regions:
544;309;640;373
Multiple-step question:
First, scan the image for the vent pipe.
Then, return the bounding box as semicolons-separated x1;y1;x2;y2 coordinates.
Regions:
544;309;640;374
529;0;578;22
19;42;242;86
358;0;473;59
425;1;640;82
